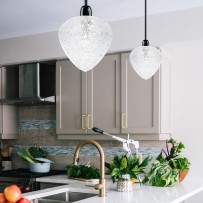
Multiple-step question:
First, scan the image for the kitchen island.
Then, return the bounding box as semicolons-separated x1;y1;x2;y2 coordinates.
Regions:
22;175;203;203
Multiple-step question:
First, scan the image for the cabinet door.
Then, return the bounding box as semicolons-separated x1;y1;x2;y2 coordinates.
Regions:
0;67;18;139
87;54;121;134
56;60;87;134
121;53;160;134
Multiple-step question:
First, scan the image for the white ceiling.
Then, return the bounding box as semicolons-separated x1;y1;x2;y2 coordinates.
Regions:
1;0;203;40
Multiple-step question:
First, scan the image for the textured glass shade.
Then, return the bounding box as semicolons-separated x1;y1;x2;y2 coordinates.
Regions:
58;16;113;72
130;46;162;80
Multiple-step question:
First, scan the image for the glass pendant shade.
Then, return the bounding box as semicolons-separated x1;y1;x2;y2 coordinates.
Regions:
130;46;162;80
58;16;113;72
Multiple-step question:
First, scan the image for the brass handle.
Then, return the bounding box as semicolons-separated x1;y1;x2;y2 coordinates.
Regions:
82;115;86;129
121;113;126;129
87;115;91;129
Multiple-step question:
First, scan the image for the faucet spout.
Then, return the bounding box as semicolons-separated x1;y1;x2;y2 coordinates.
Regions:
73;140;105;197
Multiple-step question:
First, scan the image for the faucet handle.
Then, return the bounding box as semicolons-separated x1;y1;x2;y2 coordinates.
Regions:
92;127;104;134
94;183;103;190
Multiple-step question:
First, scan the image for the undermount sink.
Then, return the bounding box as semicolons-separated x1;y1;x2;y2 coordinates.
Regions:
37;191;97;203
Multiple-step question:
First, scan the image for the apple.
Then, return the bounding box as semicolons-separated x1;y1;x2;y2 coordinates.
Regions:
0;193;6;203
4;185;22;203
16;197;31;203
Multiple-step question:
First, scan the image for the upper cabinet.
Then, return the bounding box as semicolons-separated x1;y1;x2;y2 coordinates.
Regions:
56;52;170;140
88;54;120;134
56;54;120;136
0;67;18;139
56;60;85;134
120;52;170;137
121;53;159;134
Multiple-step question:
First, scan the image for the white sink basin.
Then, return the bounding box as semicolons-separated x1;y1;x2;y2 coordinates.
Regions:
23;185;98;203
37;191;97;203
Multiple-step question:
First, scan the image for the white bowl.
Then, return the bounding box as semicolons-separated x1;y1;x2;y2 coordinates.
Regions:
29;163;51;173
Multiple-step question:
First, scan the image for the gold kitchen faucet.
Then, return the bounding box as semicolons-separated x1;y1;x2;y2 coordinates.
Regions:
73;140;105;197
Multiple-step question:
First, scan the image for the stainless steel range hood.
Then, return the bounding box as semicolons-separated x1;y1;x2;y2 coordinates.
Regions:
0;62;56;105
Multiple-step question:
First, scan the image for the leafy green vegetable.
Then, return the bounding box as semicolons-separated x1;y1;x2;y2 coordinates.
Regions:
67;165;100;179
18;145;48;163
107;154;152;183
18;151;36;163
143;161;179;187
28;146;48;158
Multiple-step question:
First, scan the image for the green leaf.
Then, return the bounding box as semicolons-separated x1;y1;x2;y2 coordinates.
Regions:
111;168;120;176
120;156;128;170
156;152;165;163
17;151;36;163
143;161;179;187
139;156;153;168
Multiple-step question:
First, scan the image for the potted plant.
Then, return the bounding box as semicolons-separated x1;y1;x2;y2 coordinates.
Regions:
143;138;190;187
107;154;152;191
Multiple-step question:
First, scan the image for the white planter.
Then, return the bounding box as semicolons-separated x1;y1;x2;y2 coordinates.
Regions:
117;175;133;192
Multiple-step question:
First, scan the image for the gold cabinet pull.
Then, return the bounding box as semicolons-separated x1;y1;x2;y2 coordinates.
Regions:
87;115;91;129
121;113;126;129
82;115;86;129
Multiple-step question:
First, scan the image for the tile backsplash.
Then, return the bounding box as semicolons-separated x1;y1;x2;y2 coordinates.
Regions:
6;105;165;170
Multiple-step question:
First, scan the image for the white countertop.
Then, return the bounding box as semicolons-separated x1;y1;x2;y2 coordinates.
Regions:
22;175;203;203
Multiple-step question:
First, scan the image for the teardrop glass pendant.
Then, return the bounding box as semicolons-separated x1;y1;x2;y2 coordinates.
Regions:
129;0;162;80
130;46;162;80
58;16;113;72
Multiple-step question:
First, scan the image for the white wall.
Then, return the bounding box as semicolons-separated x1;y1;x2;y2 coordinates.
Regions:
1;6;203;65
164;40;203;179
163;40;203;202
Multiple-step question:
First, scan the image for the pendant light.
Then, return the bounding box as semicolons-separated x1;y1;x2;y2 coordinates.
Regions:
130;0;162;80
58;0;113;72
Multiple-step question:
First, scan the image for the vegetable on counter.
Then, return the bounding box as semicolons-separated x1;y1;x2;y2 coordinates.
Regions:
18;145;49;164
27;146;48;158
18;150;35;163
67;165;100;179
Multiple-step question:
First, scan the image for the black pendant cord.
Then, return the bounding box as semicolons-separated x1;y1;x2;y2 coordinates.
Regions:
80;0;92;16
142;0;149;46
144;0;147;41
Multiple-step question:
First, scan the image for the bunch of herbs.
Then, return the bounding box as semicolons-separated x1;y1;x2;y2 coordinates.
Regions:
67;165;100;179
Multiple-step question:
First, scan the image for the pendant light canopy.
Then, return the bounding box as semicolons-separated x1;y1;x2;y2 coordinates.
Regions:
130;0;162;80
58;0;113;72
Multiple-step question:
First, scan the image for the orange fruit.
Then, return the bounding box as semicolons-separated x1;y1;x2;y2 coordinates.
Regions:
131;178;136;184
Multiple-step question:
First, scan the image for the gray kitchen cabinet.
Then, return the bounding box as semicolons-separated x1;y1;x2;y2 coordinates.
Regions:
0;105;18;139
120;52;170;137
57;52;170;139
56;60;86;134
87;54;120;134
56;54;120;135
0;67;18;139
